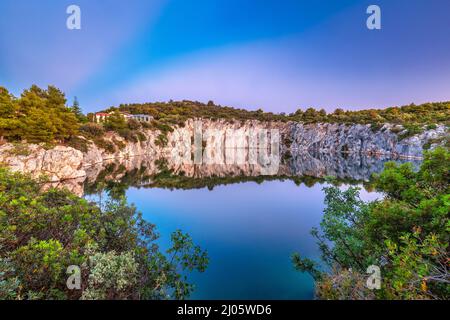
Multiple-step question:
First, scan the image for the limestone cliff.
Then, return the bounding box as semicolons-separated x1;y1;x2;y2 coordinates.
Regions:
0;144;85;182
0;120;447;182
289;123;447;158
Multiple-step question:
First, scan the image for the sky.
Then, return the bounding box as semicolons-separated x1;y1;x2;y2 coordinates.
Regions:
0;0;449;114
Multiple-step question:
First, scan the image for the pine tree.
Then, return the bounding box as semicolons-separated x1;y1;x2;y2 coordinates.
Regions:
0;87;17;142
71;96;87;123
2;85;81;143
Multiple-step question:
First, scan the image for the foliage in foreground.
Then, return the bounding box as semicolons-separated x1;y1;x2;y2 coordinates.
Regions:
293;147;449;299
0;168;208;300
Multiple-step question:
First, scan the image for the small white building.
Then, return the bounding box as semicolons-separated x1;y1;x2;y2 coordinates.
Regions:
129;114;153;122
94;112;153;123
94;112;110;123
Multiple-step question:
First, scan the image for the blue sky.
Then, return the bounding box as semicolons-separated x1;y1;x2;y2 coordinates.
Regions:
1;0;449;113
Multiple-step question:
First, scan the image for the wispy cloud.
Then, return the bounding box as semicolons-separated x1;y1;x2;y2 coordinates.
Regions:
95;1;450;113
0;0;164;95
1;0;449;112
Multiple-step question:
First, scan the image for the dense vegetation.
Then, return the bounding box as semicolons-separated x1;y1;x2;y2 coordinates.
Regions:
1;85;449;300
113;99;450;128
107;99;449;147
0;86;80;144
1;85;449;149
0;86;149;152
293;147;449;299
0;167;208;300
75;115;149;153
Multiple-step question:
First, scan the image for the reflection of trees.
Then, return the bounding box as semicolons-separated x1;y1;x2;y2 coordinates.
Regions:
84;163;153;199
82;152;421;197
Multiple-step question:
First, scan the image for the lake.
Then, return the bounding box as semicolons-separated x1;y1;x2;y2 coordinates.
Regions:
82;152;419;299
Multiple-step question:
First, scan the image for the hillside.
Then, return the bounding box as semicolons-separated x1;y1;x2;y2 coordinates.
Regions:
1;85;449;150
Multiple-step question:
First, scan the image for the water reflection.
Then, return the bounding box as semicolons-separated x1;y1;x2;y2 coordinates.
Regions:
75;152;419;299
72;152;420;197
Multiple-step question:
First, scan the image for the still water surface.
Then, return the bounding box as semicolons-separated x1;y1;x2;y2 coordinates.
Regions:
83;153;418;299
126;179;378;299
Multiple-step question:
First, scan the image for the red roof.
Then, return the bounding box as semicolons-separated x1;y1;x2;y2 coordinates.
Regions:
95;112;110;116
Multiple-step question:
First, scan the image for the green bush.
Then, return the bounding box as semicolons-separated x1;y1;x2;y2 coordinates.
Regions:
293;147;450;300
5;143;31;157
136;132;147;142
93;138;116;154
66;136;88;153
117;129;138;143
155;134;168;147
79;123;105;138
126;119;142;131
0;167;208;300
112;137;126;150
398;124;424;140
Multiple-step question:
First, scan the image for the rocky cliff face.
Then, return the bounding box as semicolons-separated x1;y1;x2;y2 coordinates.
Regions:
0;130;161;181
0;144;85;182
0;119;447;182
289;123;447;158
81;130;160;166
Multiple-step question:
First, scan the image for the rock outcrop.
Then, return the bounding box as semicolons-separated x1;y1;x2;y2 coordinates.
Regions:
81;130;160;167
0;130;161;181
0;120;447;182
394;125;447;157
0;144;85;181
289;123;447;158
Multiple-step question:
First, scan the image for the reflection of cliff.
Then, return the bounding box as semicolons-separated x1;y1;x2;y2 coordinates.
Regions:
1;119;445;184
287;152;420;181
77;151;421;197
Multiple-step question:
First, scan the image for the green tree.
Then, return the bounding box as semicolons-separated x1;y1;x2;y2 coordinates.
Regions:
0;87;20;142
22;107;56;143
0;85;80;144
293;147;450;300
104;111;127;131
0;167;208;300
71;96;88;123
303;108;319;123
0;87;16;118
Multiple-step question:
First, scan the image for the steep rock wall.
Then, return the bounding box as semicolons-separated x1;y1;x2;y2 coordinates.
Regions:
289;123;447;158
0;120;447;181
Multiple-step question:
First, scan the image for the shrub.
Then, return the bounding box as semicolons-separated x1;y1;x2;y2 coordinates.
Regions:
398;124;424;140
126;119;141;131
155;134;168;147
292;148;450;300
66;136;88;153
117;129;138;143
5;143;31;156
79;123;105;138
0;167;209;300
93;138;116;153
136;132;147;142
81;250;138;300
112;137;126;150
